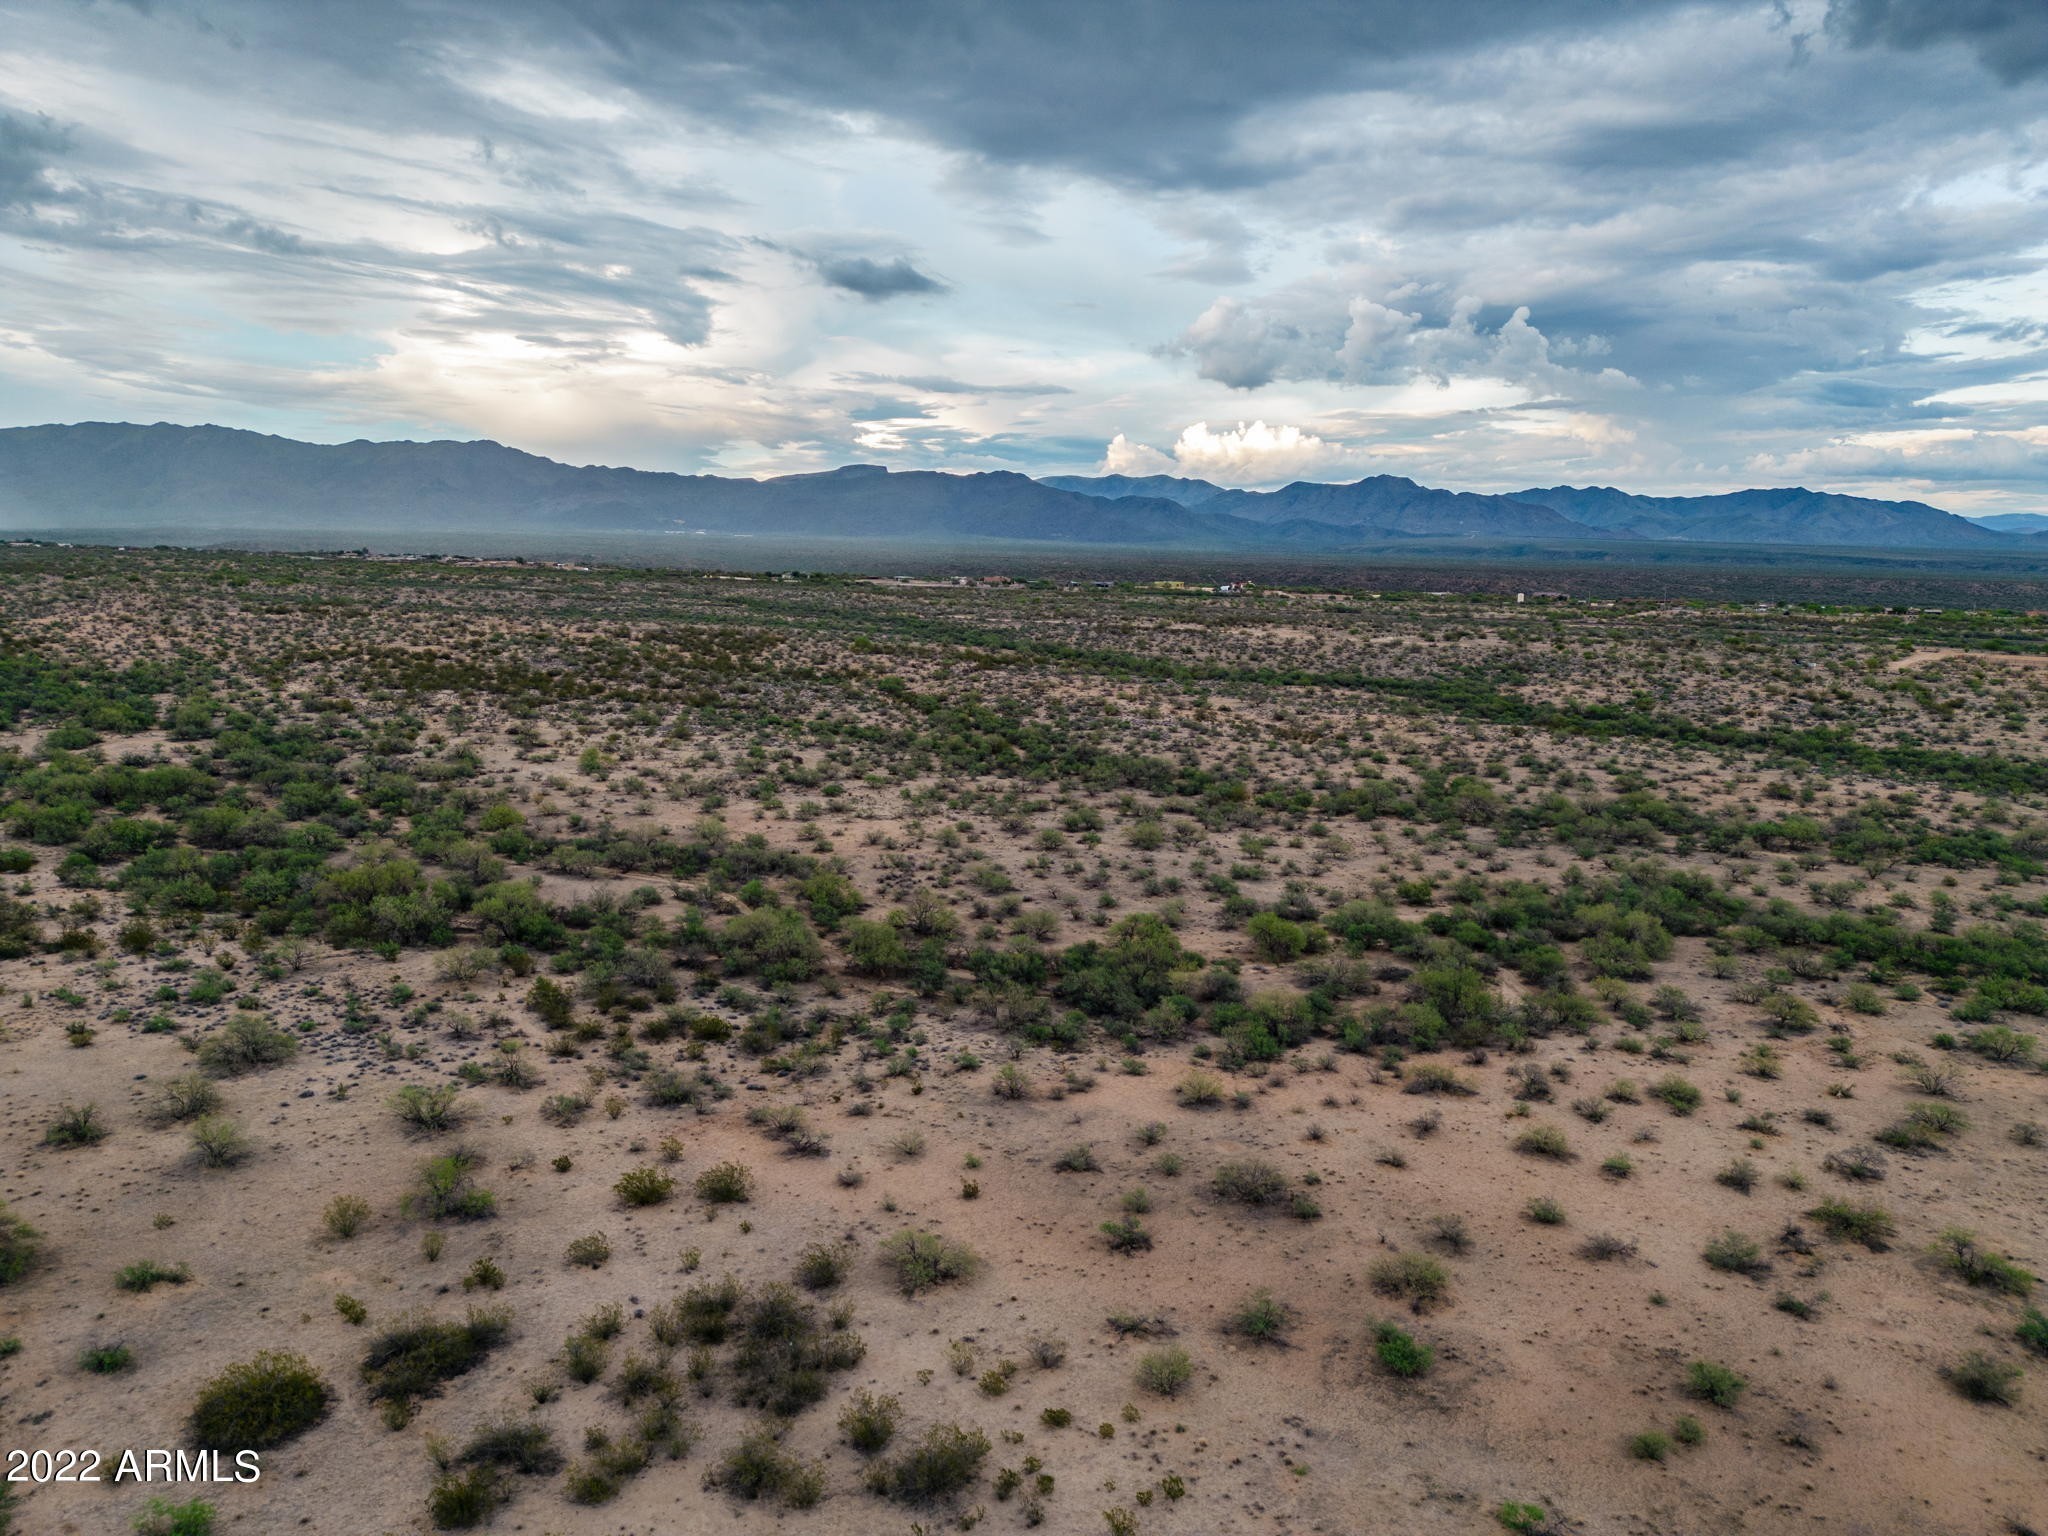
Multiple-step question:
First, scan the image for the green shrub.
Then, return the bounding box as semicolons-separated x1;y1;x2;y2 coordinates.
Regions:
44;1102;108;1148
196;1014;297;1076
1227;1290;1291;1343
866;1421;990;1502
1514;1124;1571;1159
1174;1070;1225;1107
1648;1074;1702;1115
133;1498;217;1536
1134;1345;1194;1397
879;1229;979;1294
1945;1350;2021;1405
1684;1360;1745;1408
565;1233;612;1269
426;1467;504;1530
0;1203;41;1287
460;1417;562;1475
1373;1321;1434;1378
406;1151;496;1221
1368;1251;1450;1308
360;1306;512;1409
1933;1228;2034;1297
1524;1197;1566;1225
322;1195;370;1239
116;1260;191;1293
392;1084;465;1135
189;1116;251;1168
1211;1158;1290;1207
2017;1307;2048;1358
1808;1198;1895;1249
1628;1429;1671;1461
189;1351;333;1450
839;1389;901;1454
81;1342;134;1373
1701;1230;1766;1276
614;1167;676;1207
146;1073;222;1126
713;1428;823;1507
695;1161;753;1204
795;1242;851;1291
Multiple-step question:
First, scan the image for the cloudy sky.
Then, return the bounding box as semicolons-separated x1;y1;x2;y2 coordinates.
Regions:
1;1;2046;510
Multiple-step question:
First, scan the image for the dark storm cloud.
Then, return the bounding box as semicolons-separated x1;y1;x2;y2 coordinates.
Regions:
1827;0;2048;83
807;254;947;301
0;109;68;208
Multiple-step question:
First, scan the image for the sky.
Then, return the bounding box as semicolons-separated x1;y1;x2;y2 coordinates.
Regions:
1;1;2046;511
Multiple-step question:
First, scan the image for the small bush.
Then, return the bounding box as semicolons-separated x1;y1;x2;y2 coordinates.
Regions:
1368;1251;1449;1308
1211;1158;1290;1207
1227;1290;1291;1343
1933;1228;2035;1297
0;1202;39;1288
196;1014;297;1076
565;1233;612;1269
867;1421;991;1502
460;1417;562;1475
1685;1360;1746;1408
1402;1062;1475;1096
1576;1234;1638;1262
426;1466;504;1530
189;1116;251;1168
1808;1198;1895;1249
2017;1307;2048;1358
713;1428;823;1508
1174;1070;1225;1108
614;1167;676;1207
146;1073;222;1126
795;1242;851;1291
189;1350;332;1449
392;1084;465;1135
695;1161;753;1204
44;1102;108;1148
1629;1429;1671;1461
116;1260;191;1293
1514;1124;1571;1160
1373;1321;1434;1378
361;1306;512;1410
1134;1345;1194;1397
879;1229;979;1294
1524;1197;1566;1225
134;1498;217;1536
323;1195;371;1239
1648;1075;1702;1115
1701;1230;1766;1276
1945;1350;2021;1406
81;1342;134;1373
839;1389;901;1454
1054;1143;1100;1173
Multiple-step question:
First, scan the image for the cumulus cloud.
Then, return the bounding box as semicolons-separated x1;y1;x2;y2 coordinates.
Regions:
1103;420;1371;485
1168;284;1629;397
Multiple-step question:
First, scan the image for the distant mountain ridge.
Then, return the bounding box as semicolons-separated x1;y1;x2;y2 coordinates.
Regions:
0;421;2028;553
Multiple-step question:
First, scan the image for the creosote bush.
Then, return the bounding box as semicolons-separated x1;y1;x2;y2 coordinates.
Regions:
189;1351;333;1450
865;1422;991;1502
879;1229;979;1295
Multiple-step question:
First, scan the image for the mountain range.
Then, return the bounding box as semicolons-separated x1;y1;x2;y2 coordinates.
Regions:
0;421;2034;554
